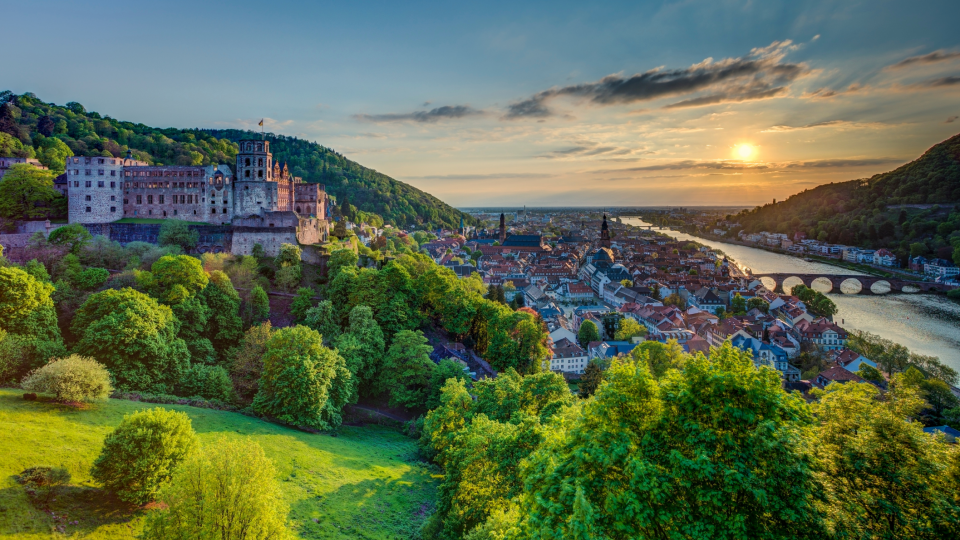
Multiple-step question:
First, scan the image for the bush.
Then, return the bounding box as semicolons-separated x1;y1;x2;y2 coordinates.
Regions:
21;354;113;403
142;438;292;539
91;407;198;504
178;364;233;402
73;267;109;290
16;466;71;504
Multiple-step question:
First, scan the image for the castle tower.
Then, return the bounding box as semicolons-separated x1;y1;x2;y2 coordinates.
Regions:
499;213;506;244
236;140;273;181
600;214;611;248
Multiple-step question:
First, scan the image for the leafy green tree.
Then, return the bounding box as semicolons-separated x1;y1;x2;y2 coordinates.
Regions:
229;322;273;404
380;330;436;410
37;136;73;173
856;364;884;382
21;354;112;403
0;164;59;220
427;359;471;410
814;378;960;538
253;325;352;430
201;271;242;363
158;219;199;251
334;305;385;400
290;287;315;324
910;242;929;258
579;359;604;398
663;292;685;309
142;438;292;540
48;223;92;255
613;317;646;341
171;296;215;364
631;339;688;379
303;300;341;345
517;343;825;539
247;285;270;326
91;408;199;505
730;292;747;315
147;254;208;304
747;297;770;313
177;364;233;402
922;378;960;415
577;320;600;348
72;288;189;391
328;248;358;278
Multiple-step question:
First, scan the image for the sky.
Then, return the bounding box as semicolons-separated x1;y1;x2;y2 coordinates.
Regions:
2;0;959;207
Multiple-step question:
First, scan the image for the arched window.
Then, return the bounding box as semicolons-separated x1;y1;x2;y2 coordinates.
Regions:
258;170;263;178
245;170;250;178
245;158;250;166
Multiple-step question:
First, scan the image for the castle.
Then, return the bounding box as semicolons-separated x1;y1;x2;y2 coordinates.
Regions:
65;139;329;255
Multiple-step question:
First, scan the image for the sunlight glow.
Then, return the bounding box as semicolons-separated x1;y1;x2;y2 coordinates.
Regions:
735;144;756;160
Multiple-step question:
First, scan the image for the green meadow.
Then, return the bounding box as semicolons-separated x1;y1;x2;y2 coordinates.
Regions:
0;389;437;539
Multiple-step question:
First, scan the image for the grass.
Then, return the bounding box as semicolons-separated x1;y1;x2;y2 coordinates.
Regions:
112;218;211;225
0;389;437;539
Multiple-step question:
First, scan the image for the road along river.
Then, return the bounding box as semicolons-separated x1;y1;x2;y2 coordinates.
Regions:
622;218;960;371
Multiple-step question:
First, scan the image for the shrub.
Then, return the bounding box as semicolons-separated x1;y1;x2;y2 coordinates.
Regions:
16;466;71;504
178;364;233;402
142;438;292;539
230;322;274;404
91;408;198;504
73;267;109;290
21;354;113;403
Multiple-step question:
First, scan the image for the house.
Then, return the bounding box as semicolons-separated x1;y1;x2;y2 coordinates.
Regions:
924;259;959;279
873;249;898;268
828;348;877;372
813;366;864;388
923;425;960;443
549;338;589;374
688;287;725;314
795;318;848;351
730;334;801;381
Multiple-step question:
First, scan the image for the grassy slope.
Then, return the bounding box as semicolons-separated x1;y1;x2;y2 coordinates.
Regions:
0;389;436;539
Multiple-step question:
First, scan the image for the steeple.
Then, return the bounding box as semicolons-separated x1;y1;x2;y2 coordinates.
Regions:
499;213;506;244
599;214;611;248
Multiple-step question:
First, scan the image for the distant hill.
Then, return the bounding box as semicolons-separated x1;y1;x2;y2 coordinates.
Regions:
728;133;960;265
0;91;477;230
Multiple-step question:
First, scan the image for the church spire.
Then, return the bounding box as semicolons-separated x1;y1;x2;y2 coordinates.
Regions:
599;214;611;248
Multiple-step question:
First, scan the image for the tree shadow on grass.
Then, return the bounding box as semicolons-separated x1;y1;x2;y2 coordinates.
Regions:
0;483;141;535
289;473;436;540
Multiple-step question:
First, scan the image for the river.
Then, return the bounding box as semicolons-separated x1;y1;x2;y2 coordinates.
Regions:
621;218;960;371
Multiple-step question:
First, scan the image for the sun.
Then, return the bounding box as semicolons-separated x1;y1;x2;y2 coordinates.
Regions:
735;144;756;160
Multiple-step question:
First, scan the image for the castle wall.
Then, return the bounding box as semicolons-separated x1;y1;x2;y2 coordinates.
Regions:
67;156;142;224
233;180;279;218
231;227;298;257
122;166;207;221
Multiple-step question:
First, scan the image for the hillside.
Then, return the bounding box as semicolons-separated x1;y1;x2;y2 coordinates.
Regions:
728;133;960;265
0;389;435;539
0;91;476;230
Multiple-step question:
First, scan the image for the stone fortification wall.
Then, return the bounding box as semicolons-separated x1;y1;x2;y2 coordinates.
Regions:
296;217;326;245
232;227;298;257
77;223;233;253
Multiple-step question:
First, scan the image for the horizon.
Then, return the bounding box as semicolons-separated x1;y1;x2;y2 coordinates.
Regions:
3;0;959;207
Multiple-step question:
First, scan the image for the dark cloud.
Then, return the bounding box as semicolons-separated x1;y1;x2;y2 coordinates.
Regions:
406;172;553;180
782;158;905;168
538;144;632;159
354;105;484;123
503;41;807;119
908;75;960;88
885;50;960;70
803;83;863;99
761;119;894;133
947;116;959;124
594;161;769;172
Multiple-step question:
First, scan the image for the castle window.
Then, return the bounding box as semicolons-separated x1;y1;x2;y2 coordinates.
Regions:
188;195;193;203
163;211;167;216
110;170;116;176
174;210;178;216
85;181;91;188
74;181;79;187
148;195;153;204
98;159;104;164
245;158;250;166
85;195;91;201
110;196;116;201
110;182;115;188
149;210;153;215
86;207;91;212
258;170;263;178
98;169;104;176
211;209;216;215
258;158;263;167
124;199;128;204
245;170;250;178
222;209;227;214
98;181;104;188
110;207;116;213
136;195;142;204
85;169;91;175
159;195;165;204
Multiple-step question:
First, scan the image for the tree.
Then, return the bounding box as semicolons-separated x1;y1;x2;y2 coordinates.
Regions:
632;339;688;379
620;279;633;287
142;437;292;540
177;364;233;401
910;242;929;258
303;300;341;345
290;287;315;324
91;408;199;505
517;343;825;539
328;248;358;278
158;220;199;251
427;359;471;410
37;136;73;173
201;271;242;363
253;325;352;430
147;254;208;304
0;164;59;220
72;288;189;391
730;292;747;315
577;320;600;347
814;379;960;538
21;354;113;403
48;223;92;255
613;318;646;341
922;378;960;415
579;359;604;398
247;285;270;326
856;364;884;382
334;305;386;400
230;322;273;404
380;330;436;410
747;297;769;313
663;293;685;309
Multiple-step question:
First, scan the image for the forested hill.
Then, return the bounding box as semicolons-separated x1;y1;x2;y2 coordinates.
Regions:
0;91;476;230
728;133;960;264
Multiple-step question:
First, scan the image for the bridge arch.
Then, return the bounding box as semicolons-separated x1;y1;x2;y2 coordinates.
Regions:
782;276;805;295
839;277;863;294
870;280;892;294
811;277;834;293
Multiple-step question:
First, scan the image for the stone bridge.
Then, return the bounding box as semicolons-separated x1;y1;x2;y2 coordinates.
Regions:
749;273;953;295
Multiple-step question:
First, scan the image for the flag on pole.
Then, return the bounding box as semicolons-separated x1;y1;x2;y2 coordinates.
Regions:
258;119;264;126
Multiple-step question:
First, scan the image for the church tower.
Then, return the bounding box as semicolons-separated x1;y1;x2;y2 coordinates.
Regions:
600;214;611;248
499;213;506;244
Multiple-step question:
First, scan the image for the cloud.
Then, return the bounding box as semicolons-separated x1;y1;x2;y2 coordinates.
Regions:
354;105;484;123
761;119;897;133
593;160;769;173
405;172;554;181
803;83;863;99
537;142;634;159
781;158;905;168
885;50;960;70
906;75;960;89
503;41;808;119
947;116;959;124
